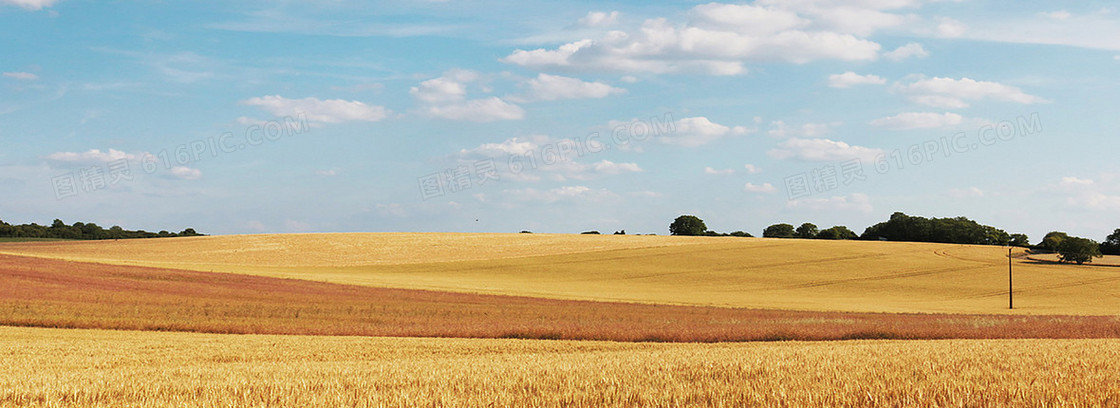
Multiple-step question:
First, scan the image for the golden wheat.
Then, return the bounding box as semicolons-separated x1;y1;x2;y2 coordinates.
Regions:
3;234;1118;315
1;326;1118;407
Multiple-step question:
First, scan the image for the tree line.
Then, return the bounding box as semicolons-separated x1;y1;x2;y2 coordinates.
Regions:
667;212;1120;265
0;218;204;240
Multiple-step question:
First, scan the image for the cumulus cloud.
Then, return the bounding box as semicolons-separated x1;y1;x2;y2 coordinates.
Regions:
659;117;752;147
2;72;38;80
828;72;886;88
454;135;638;181
743;164;761;174
522;73;626;101
894;77;1047;108
169;166;202;180
788;193;873;213
45;149;139;164
578;11;620;28
423;97;524;122
883;42;928;61
768;138;883;162
241;95;388;123
502;185;619;204
1;0;59;10
768;120;838;138
705;167;735;175
1060;176;1095;186
411;70;524;122
503;2;884;75
744;182;777;193
869;112;963;130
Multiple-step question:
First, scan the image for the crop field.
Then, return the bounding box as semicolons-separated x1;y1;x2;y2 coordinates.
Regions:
3;234;1120;407
2;326;1119;407
4;253;1119;341
4;234;1119;315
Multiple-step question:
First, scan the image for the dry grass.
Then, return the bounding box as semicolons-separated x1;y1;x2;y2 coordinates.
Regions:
2;326;1119;407
4;254;1120;341
4;234;1118;315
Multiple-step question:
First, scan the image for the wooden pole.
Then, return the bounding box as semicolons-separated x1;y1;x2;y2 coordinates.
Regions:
1008;247;1013;309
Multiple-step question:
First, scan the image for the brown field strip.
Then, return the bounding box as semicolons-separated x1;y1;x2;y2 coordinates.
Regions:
3;254;1120;342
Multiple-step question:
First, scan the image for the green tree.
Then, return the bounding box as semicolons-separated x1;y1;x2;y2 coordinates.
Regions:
763;223;796;238
669;215;707;236
1101;229;1120;256
1040;231;1069;252
818;226;858;240
795;223;819;239
729;231;753;237
1057;236;1102;265
1009;233;1030;247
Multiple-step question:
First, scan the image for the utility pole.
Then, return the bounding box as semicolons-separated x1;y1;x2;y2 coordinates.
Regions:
1008;247;1013;309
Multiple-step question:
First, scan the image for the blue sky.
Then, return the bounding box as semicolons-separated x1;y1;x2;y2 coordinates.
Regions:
2;0;1119;241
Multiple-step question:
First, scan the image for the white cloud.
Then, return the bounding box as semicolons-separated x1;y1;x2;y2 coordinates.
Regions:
241;95;388;123
869;112;963;130
2;72;38;80
578;11;620;28
503;185;619;204
936;18;967;38
948;187;984;198
1;0;59;10
883;42;928;61
423;97;524;122
591;160;642;175
705;167;735;175
169;166;202;180
755;0;918;37
769;138;883;162
455;135;636;181
1060;176;1095;186
503;3;883;75
828;71;886;88
660;117;751;147
457;135;546;159
894;77;1047;108
523;73;626;101
411;70;524;122
743;164;761;174
314;169;340;177
768;120;838;138
743;182;776;193
45;149;138;164
788;193;873;213
1039;10;1072;20
1067;193;1120;211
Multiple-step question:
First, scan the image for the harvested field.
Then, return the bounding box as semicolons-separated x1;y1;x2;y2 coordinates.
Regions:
2;254;1119;341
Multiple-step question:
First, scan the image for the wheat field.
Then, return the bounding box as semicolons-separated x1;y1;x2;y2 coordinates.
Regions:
3;234;1119;315
2;326;1118;407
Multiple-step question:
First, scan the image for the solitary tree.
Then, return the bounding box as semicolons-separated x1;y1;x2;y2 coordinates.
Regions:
1101;229;1120;256
763;223;796;238
795;223;819;239
1040;231;1069;252
1057;236;1102;265
669;215;707;236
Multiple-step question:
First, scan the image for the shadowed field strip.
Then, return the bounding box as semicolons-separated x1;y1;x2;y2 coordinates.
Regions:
3;254;1120;342
3;234;1119;315
2;326;1120;407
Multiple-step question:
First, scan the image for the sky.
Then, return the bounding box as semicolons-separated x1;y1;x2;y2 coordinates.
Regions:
1;0;1119;241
